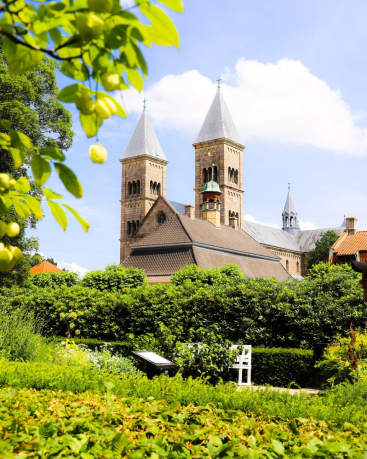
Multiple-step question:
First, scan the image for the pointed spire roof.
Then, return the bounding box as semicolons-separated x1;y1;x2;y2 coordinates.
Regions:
121;110;167;161
194;90;243;146
341;215;346;227
282;185;297;215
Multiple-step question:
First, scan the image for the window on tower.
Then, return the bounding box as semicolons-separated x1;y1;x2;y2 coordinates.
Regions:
127;221;131;236
213;166;218;181
203;168;207;183
234;170;238;184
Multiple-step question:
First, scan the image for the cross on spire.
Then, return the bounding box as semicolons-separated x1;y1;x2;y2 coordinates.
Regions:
143;98;147;110
288;182;291;190
217;77;221;89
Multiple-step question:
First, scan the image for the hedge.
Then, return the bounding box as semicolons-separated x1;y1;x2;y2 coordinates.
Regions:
52;338;314;387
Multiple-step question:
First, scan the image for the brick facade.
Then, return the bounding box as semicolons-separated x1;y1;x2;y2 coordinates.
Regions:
193;139;245;228
120;155;168;262
264;245;303;276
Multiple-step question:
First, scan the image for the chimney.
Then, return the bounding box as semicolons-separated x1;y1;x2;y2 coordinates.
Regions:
184;204;195;219
229;216;238;230
346;217;358;236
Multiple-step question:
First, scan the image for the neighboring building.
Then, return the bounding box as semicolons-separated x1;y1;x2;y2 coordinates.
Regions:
330;218;367;264
30;260;62;274
120;86;346;281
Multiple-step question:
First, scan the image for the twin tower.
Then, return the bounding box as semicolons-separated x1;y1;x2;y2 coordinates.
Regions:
119;88;245;261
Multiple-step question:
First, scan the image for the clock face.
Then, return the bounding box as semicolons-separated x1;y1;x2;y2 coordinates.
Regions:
157;213;166;225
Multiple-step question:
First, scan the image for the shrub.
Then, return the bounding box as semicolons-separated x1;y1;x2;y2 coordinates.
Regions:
171;263;244;286
316;324;367;387
27;271;79;288
82;265;147;291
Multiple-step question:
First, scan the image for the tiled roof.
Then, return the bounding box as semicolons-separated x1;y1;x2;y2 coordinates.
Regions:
133;216;191;247
243;221;301;252
193;247;289;281
194;90;243;146
294;227;345;252
332;231;367;255
121;247;195;276
121;110;167;161
169;200;186;214
30;260;62;274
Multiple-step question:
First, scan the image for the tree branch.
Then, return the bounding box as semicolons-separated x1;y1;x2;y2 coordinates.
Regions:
0;28;82;61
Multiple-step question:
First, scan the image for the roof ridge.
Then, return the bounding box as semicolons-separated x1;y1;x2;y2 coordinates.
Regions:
177;214;195;243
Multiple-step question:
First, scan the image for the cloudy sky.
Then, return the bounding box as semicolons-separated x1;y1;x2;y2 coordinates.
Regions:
28;0;367;274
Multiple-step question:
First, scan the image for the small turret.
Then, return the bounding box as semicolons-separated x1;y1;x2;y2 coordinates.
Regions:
201;162;222;228
282;183;300;235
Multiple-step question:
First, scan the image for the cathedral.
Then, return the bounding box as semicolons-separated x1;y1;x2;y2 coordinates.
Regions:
119;87;345;283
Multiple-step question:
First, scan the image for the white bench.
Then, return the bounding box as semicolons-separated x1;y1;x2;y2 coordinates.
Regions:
230;345;252;386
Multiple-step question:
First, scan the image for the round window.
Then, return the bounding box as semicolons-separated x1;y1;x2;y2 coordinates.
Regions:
157;213;166;225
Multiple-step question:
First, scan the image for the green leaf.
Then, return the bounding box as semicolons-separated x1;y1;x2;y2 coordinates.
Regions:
272;439;284;455
80;112;103;138
39;146;66;161
10;131;32;149
24;196;43;219
31;156;51;186
126;68;143;92
47;200;68;230
105;25;128;49
13;199;32;219
0;133;10;146
111;433;129;454
43;188;63;200
63;204;90;232
54;163;83;198
16;177;31;193
9;148;25;168
60;60;90;81
139;4;180;49
3;37;44;75
57;84;85;103
39;421;54;438
157;0;184;12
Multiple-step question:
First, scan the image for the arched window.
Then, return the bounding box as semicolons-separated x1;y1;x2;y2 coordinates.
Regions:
128;182;132;195
228;167;232;182
285;216;288;226
136;220;140;229
290;216;293;227
127;221;131;235
234;170;238;184
213;166;218;182
150;180;153;194
235;212;239;219
132;181;137;194
137;180;140;194
296;261;300;273
132;221;136;234
286;260;289;271
157;183;161;196
208;167;212;181
203;168;207;183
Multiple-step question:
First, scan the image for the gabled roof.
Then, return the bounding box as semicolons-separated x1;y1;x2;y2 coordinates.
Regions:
194;90;243;146
169;201;186;214
294;227;345;252
243;221;301;252
332;231;367;255
121;110;167;161
283;188;297;215
30;260;62;274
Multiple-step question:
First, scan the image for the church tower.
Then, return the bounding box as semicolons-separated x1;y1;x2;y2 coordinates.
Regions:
193;84;245;227
120;108;168;262
282;184;300;235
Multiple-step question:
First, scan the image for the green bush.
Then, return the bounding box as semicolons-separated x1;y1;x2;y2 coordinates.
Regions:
1;263;365;349
82;264;147;291
27;271;79;288
171;263;244;286
2;388;367;457
252;348;314;387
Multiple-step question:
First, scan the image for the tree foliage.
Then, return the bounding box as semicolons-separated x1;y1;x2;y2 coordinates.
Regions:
0;0;182;270
306;230;340;268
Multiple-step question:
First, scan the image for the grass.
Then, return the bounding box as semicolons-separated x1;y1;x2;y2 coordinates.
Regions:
1;359;367;427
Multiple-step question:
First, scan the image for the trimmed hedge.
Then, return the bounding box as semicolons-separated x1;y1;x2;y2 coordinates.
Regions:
252;348;314;387
53;338;314;387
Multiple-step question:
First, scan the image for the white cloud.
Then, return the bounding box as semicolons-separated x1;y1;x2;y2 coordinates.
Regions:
298;220;318;230
244;214;280;228
122;58;367;155
57;262;89;278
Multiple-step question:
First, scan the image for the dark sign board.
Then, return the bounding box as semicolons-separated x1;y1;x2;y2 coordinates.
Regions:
131;350;177;370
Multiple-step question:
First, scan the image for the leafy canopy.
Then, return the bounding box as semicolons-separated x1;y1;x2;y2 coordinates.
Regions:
0;0;182;271
306;230;340;268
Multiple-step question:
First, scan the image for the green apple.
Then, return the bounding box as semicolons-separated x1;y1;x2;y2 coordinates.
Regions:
80;99;96;115
87;0;113;13
6;222;20;237
0;221;6;237
0;247;13;272
89;143;107;164
0;173;10;191
9;245;23;263
101;73;120;91
76;13;104;41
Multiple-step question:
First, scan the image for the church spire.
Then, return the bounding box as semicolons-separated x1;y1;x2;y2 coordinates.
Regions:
194;88;243;146
121;110;167;161
282;183;300;234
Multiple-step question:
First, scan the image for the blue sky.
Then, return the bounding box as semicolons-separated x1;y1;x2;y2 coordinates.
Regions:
29;0;367;275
